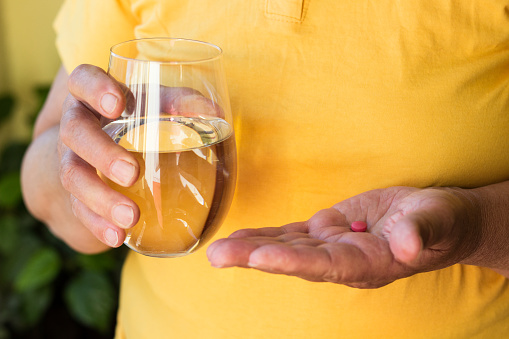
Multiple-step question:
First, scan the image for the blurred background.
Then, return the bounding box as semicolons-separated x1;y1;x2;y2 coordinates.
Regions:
0;1;125;338
0;0;61;146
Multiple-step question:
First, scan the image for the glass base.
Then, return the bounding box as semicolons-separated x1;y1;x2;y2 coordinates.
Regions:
123;239;201;258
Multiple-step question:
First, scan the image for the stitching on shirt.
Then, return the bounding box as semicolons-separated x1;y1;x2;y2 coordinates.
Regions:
266;3;301;20
265;0;302;22
265;0;308;24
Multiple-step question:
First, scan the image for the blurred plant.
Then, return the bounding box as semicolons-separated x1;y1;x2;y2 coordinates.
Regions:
0;88;127;339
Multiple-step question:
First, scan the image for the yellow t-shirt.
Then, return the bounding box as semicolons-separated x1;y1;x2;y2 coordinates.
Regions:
55;0;509;338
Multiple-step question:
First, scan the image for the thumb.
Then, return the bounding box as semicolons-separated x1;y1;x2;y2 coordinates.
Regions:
389;209;450;264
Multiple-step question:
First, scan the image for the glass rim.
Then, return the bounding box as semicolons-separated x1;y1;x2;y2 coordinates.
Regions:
109;37;223;64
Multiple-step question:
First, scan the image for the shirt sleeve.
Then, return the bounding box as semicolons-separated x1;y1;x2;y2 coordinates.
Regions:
54;0;137;72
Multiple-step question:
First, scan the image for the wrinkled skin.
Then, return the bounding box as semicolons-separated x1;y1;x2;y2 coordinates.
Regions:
207;186;482;288
23;64;509;282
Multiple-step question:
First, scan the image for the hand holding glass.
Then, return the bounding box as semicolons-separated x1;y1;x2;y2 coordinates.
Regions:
100;38;237;257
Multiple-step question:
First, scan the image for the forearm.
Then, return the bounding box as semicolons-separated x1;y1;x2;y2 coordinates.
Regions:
21;126;109;254
460;181;509;276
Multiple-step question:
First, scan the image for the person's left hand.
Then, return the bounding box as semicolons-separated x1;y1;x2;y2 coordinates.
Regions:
207;186;482;288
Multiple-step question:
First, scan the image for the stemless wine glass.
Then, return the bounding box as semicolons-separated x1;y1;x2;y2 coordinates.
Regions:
100;38;237;258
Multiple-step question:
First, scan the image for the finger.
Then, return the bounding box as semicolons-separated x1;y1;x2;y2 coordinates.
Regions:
227;222;306;239
212;232;399;285
207;237;261;268
60;148;139;229
232;232;324;246
70;195;125;247
68;64;126;119
306;208;353;240
388;216;423;264
207;223;308;266
227;227;286;239
60;100;139;187
161;87;224;118
247;241;371;283
389;208;450;264
207;231;334;269
247;243;331;281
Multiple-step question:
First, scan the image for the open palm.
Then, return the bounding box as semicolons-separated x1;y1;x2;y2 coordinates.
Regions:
207;186;480;288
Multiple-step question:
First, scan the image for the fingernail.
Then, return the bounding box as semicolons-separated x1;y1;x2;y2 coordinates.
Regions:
112;204;134;228
104;228;119;247
111;160;135;186
101;93;118;115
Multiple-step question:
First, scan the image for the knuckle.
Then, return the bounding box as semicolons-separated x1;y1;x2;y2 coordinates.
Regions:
67;65;85;91
320;249;344;283
322;268;342;284
68;64;94;85
59;109;84;146
62;93;80;113
69;194;79;217
68;64;110;99
59;159;81;192
70;63;88;76
307;208;338;229
57;138;67;158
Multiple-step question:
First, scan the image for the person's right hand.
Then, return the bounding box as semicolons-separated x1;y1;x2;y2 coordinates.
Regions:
57;64;225;248
58;64;141;248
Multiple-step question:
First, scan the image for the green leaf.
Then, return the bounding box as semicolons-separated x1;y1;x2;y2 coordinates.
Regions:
20;285;53;326
0;215;20;254
64;271;116;332
0;292;30;333
14;247;62;292
0;234;42;284
0;292;21;323
0;94;15;126
0;142;28;174
0;172;21;209
75;252;116;272
15;212;39;231
0;326;10;339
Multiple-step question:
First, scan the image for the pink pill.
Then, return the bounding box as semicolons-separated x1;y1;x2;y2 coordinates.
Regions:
351;221;367;232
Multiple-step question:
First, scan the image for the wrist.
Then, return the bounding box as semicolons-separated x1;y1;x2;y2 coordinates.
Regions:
456;183;509;271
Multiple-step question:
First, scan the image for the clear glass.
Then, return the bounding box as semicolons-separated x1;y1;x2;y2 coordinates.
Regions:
100;38;237;258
